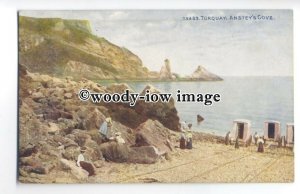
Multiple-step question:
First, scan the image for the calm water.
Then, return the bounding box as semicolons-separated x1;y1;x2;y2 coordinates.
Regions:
102;77;294;136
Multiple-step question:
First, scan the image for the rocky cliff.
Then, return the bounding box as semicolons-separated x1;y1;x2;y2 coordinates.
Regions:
19;16;149;80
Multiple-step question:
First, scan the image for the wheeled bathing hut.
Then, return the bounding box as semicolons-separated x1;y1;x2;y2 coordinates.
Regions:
231;119;251;142
286;123;294;146
264;120;281;141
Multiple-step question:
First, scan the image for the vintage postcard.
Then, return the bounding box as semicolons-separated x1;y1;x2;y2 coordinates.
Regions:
18;10;294;183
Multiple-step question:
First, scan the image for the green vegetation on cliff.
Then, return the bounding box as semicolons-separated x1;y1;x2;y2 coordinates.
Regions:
19;16;149;80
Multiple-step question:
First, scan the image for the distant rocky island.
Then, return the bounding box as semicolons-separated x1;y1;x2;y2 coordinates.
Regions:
19;16;222;81
156;59;223;81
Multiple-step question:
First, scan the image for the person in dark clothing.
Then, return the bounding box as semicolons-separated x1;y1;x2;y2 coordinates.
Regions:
257;138;264;153
179;130;186;149
235;137;239;149
225;131;230;145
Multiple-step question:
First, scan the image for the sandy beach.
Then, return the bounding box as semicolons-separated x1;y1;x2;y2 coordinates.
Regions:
90;141;294;183
20;133;294;183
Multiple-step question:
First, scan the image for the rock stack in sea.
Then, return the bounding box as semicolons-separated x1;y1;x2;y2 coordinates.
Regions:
159;59;175;80
189;65;223;81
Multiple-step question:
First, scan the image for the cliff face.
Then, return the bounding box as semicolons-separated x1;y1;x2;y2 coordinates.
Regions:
189;66;223;81
19;16;149;80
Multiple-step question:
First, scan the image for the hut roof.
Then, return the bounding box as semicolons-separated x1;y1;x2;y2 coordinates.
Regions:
233;119;251;124
264;120;280;124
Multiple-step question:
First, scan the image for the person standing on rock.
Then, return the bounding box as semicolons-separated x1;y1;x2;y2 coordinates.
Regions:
99;117;112;141
186;124;193;149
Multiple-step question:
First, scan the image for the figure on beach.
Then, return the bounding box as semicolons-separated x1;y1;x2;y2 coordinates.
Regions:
99;117;113;141
235;137;239;149
278;136;286;148
254;132;259;145
257;137;264;153
225;131;230;145
186;124;193;149
181;121;188;131
245;135;252;147
179;130;186;149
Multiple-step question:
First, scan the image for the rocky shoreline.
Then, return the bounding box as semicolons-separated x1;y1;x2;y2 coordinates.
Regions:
18;64;224;183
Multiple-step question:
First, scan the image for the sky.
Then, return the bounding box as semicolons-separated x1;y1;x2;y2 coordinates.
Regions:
20;10;293;76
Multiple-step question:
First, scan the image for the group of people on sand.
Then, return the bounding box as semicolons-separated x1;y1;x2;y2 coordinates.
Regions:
76;116;125;175
225;131;265;153
179;121;193;149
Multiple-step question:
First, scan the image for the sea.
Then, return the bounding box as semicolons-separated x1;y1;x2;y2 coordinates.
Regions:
102;77;294;136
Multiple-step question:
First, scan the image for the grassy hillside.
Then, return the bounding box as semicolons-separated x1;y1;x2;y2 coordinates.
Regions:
18;16;149;80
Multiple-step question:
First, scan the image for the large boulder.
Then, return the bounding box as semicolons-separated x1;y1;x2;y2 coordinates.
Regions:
76;107;105;131
99;142;130;163
71;129;92;146
47;122;61;134
60;159;89;181
99;142;161;164
103;84;180;132
19;102;47;148
57;118;78;134
19;145;38;157
43;108;73;121
31;92;45;102
83;139;104;161
38;140;62;158
42;109;61;120
106;121;135;145
19;142;58;176
129;146;160;164
19;156;55;175
62;146;81;160
135;119;172;154
134;85;180;131
86;129;104;145
52;135;78;148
